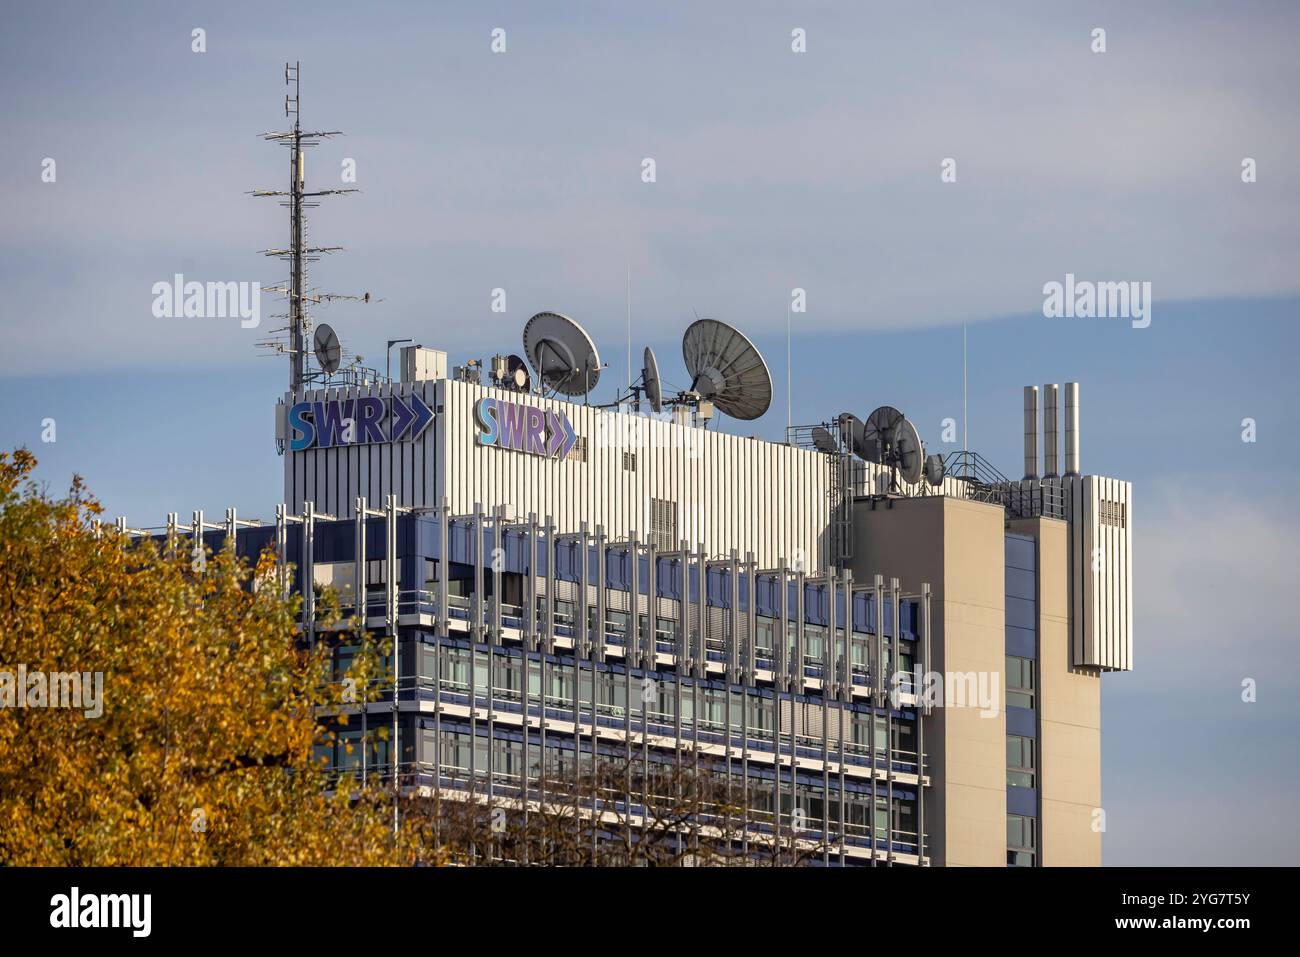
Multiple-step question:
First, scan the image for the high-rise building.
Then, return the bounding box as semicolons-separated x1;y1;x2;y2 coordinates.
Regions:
135;337;1131;866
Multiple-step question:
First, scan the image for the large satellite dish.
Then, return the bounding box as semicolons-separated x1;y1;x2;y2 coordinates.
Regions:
893;418;924;485
523;312;602;396
862;406;903;465
642;346;663;414
681;319;772;420
313;323;341;375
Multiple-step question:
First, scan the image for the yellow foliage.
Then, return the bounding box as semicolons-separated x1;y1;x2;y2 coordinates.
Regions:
0;449;418;865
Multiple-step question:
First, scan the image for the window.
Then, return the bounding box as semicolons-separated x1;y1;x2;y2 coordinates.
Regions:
1007;814;1037;867
1006;656;1035;709
622;451;637;471
754;616;776;658
605;609;630;638
649;498;677;552
1007;734;1036;788
568;437;587;462
804;625;826;664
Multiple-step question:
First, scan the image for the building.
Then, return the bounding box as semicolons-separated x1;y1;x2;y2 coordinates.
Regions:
123;341;1131;866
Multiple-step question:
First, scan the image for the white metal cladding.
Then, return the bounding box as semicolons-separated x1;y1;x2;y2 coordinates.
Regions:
439;379;832;570
1070;473;1133;672
283;380;439;517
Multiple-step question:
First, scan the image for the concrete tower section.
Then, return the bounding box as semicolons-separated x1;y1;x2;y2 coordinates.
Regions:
1008;515;1102;866
850;495;1008;867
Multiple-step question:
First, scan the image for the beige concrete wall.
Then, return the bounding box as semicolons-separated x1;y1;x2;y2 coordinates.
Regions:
1009;516;1102;866
852;496;1007;867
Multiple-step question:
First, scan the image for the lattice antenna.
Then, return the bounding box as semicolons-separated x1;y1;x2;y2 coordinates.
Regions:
251;62;380;391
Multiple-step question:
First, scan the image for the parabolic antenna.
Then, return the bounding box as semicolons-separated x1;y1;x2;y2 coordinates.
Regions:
893;418;925;485
313;323;341;375
811;426;838;454
505;354;532;392
839;412;875;461
642;346;663;414
523;311;602;396
681;318;772;420
924;453;946;487
862;406;903;464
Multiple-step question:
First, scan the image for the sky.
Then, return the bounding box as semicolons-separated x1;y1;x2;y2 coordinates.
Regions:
2;0;1298;865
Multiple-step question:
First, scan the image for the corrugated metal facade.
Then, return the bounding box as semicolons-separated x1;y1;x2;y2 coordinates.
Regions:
439;380;831;568
285;378;834;570
284;380;439;519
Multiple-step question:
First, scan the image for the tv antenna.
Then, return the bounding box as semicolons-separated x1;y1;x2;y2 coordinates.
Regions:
252;62;379;391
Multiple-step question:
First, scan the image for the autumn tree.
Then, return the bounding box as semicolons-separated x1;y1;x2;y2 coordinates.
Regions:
0;448;410;865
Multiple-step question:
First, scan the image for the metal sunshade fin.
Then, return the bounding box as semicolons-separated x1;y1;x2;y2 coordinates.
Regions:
680;318;773;421
313;323;341;374
523;311;602;396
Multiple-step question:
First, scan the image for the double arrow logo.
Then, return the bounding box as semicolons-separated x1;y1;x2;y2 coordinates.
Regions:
474;396;578;460
287;392;435;451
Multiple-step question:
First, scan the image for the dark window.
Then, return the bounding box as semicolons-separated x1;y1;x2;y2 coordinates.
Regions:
1006;655;1036;710
1007;734;1036;788
1007;813;1037;867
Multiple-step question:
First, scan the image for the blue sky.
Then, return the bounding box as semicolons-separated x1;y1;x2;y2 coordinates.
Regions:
2;1;1298;864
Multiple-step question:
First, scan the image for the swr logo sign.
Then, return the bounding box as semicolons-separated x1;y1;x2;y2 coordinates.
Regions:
288;393;434;451
474;397;577;459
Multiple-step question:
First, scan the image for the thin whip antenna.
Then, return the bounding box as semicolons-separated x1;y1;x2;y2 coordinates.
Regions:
962;322;968;450
786;298;792;432
626;265;631;393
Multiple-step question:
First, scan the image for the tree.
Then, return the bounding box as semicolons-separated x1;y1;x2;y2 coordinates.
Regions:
0;449;410;865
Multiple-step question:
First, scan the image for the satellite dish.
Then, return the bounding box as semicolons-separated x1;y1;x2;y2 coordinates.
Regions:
523;312;602;396
506;354;532;392
839;413;875;460
924;453;946;487
893;419;925;485
313;323;341;375
811;426;838;453
681;319;772;420
862;406;903;465
642;346;663;414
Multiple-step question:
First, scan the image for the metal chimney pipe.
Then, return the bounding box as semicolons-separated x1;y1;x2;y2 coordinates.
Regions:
1023;386;1039;480
1064;381;1080;476
1042;383;1059;478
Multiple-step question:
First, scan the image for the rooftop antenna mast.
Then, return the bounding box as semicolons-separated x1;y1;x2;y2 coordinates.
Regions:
254;62;369;392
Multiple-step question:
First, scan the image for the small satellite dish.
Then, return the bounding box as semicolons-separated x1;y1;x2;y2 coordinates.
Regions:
811;426;838;454
893;418;925;485
681;319;772;420
523;312;602;396
642;346;663;414
506;354;532;392
924;453;946;487
313;323;341;375
863;406;903;465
